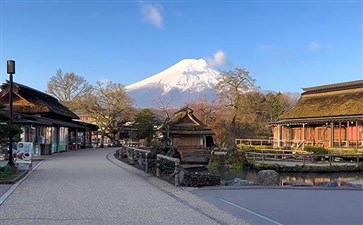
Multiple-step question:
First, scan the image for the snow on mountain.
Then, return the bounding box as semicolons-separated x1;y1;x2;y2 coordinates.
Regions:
126;59;222;108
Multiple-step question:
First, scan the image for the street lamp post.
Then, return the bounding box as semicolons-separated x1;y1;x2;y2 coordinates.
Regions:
7;60;15;166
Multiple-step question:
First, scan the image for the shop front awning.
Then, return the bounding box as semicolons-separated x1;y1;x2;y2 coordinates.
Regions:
13;114;86;129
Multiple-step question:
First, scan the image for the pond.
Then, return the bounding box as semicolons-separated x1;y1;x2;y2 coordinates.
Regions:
187;166;363;186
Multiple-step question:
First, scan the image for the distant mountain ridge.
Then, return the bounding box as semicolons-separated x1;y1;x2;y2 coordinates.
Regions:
126;59;222;108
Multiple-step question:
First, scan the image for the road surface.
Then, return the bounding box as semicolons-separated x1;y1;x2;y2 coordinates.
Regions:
192;187;363;225
0;148;246;225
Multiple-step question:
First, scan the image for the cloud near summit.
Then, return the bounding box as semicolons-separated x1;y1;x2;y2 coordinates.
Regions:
206;50;229;67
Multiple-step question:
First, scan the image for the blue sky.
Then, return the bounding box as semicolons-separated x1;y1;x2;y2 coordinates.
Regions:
0;0;362;93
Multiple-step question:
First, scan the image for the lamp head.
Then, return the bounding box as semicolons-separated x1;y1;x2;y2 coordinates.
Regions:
7;60;15;74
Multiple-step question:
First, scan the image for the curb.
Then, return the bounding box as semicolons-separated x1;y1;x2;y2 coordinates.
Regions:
194;184;363;191
0;161;43;206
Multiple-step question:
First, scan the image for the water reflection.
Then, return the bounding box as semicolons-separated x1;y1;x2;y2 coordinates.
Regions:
189;167;363;186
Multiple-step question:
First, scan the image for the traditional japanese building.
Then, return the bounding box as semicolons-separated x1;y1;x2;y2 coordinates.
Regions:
272;80;363;149
163;107;215;163
0;81;98;155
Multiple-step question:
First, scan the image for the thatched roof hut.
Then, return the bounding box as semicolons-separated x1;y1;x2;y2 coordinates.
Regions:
272;80;363;149
166;107;215;136
0;81;79;119
162;107;215;164
277;80;363;123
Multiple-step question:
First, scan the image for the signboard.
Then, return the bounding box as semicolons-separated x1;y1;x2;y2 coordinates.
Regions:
16;142;34;170
17;142;34;159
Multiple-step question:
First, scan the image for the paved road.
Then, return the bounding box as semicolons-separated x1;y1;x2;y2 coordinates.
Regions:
0;148;246;225
192;187;363;225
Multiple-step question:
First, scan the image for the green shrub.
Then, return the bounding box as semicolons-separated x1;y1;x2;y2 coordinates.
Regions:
209;154;226;170
0;165;11;173
230;161;244;170
207;161;220;172
327;148;358;154
0;165;11;177
304;146;328;154
226;149;246;169
237;144;271;151
237;144;256;151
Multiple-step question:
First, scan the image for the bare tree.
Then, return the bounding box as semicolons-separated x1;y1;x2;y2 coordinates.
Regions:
46;69;92;109
187;97;218;125
78;81;135;146
154;96;175;121
217;68;257;111
214;68;258;146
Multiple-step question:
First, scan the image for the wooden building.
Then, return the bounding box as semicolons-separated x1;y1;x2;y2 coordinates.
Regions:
272;80;363;149
163;107;215;163
0;81;98;155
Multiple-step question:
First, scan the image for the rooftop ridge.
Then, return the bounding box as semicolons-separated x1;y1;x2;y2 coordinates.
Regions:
302;80;363;95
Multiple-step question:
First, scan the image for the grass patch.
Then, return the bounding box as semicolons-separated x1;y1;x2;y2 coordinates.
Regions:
0;165;28;184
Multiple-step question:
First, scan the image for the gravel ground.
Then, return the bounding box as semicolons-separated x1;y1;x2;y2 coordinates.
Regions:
0;148;247;225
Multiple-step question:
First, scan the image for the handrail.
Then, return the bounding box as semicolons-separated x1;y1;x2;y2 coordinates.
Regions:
156;154;180;162
126;146;151;154
156;154;180;186
124;146;150;172
235;139;274;146
242;149;309;154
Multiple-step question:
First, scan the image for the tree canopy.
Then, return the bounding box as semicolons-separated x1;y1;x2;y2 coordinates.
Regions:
77;81;135;144
133;109;160;143
46;69;92;109
0;103;21;150
187;68;297;147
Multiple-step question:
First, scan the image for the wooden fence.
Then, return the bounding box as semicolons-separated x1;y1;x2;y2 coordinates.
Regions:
245;152;362;167
156;154;181;186
124;145;181;186
125;146;150;172
235;139;274;146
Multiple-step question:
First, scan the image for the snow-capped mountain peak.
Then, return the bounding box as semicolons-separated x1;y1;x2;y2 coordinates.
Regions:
126;58;221;94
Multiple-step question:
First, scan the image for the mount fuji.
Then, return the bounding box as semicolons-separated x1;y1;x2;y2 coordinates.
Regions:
126;59;222;108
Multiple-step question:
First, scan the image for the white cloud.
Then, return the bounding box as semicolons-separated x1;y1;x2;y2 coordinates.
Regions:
140;3;163;28
207;50;229;66
308;41;321;51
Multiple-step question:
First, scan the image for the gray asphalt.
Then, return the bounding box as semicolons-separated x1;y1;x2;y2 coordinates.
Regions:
0;148;247;225
192;188;363;225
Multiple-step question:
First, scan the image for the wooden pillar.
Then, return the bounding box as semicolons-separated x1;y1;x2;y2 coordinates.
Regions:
302;123;305;149
289;126;293;147
277;125;282;148
346;121;350;148
330;122;334;148
89;131;92;148
339;122;341;148
286;126;290;147
83;130;87;148
55;127;59;153
356;121;359;149
75;128;78;150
